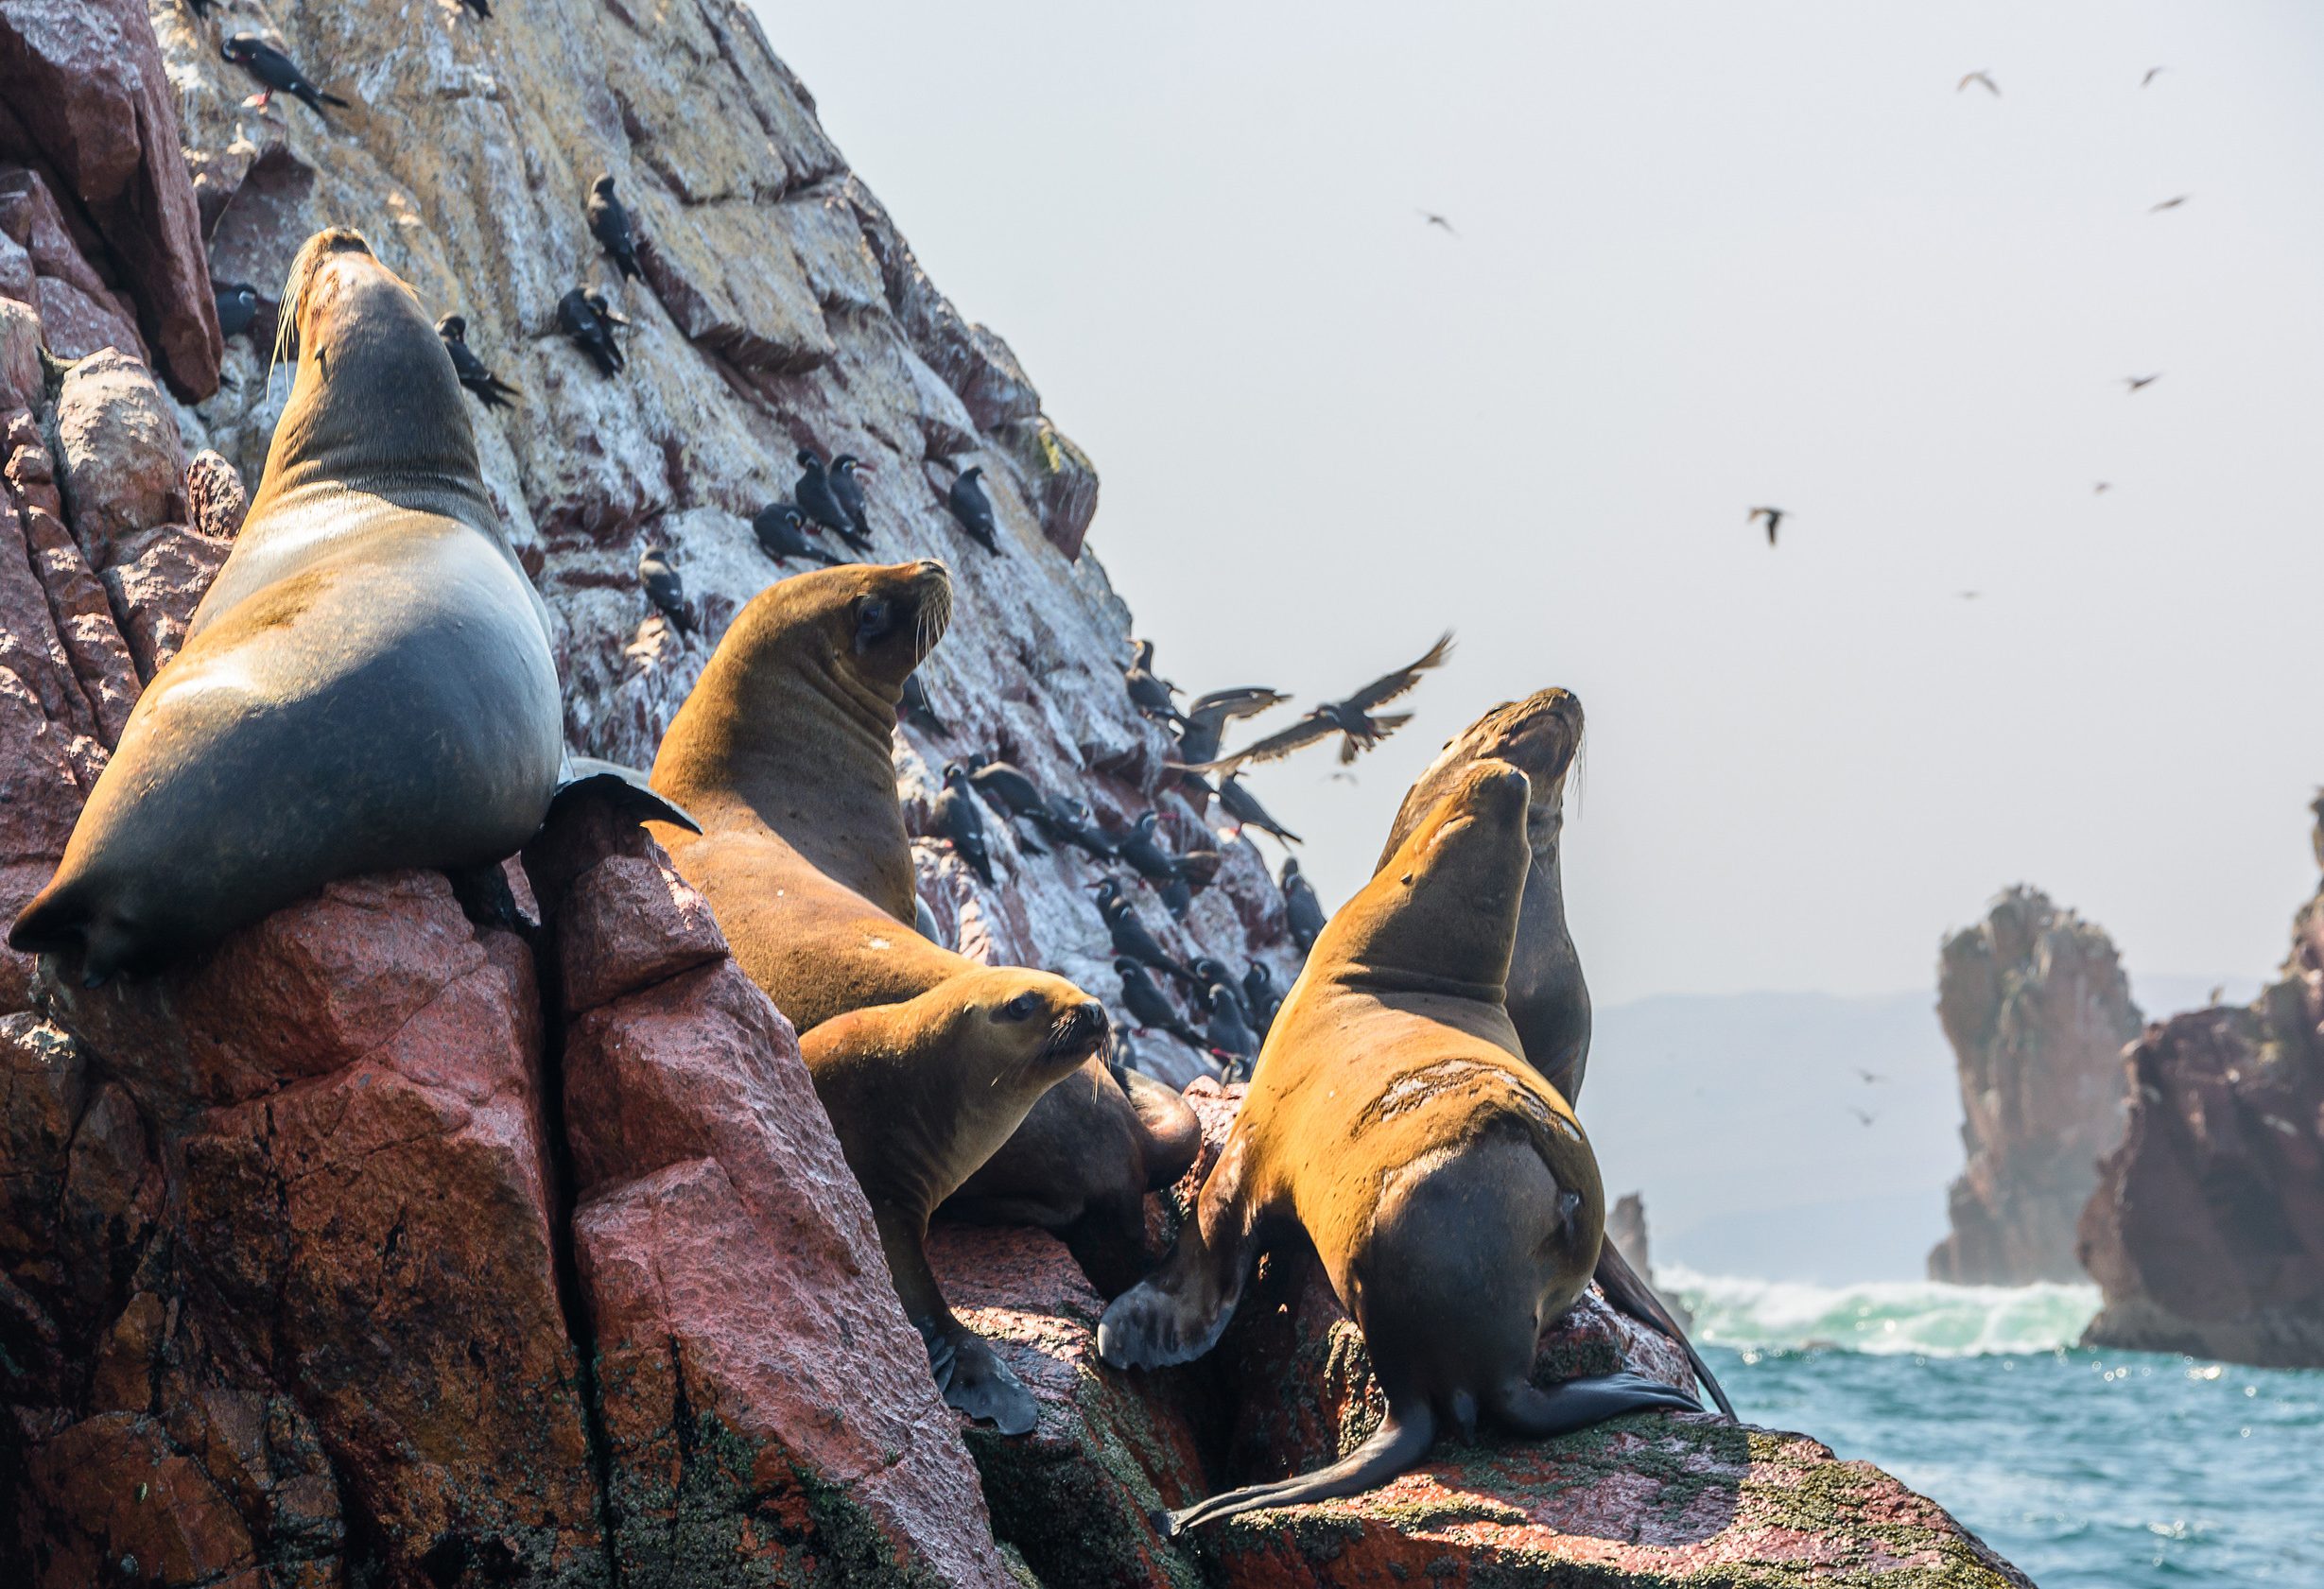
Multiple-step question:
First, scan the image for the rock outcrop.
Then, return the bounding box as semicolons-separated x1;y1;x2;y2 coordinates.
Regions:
2077;806;2324;1368
1928;886;2142;1285
1607;1191;1695;1333
0;2;2038;1582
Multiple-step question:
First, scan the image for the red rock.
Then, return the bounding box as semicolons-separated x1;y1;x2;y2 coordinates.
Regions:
97;522;231;680
0;167;147;365
0;297;38;407
49;345;187;569
16;1411;260;1587
555;852;728;1013
1930;886;2142;1284
0;0;223;395
182;449;248;543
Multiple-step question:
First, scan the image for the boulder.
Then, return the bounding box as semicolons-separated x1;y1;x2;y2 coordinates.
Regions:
48;345;186;568
0;166;146;366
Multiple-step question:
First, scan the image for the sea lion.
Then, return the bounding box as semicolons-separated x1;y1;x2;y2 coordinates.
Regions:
9;230;683;984
648;564;1199;1285
802;969;1112;1434
1098;761;1697;1531
1379;689;1735;1419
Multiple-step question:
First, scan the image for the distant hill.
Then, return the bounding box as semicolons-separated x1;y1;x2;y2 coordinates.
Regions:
1585;975;2258;1285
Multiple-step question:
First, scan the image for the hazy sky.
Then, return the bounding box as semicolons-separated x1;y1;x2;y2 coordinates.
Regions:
759;3;2324;1005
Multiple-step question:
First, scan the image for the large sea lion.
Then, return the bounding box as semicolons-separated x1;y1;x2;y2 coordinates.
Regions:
802;969;1111;1434
647;564;1199;1345
9;230;681;984
1098;761;1697;1531
1379;690;1734;1419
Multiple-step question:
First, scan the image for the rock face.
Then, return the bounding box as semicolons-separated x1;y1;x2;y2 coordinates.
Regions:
1928;886;2142;1285
0;3;2038;1583
2078;809;2324;1368
1607;1192;1695;1333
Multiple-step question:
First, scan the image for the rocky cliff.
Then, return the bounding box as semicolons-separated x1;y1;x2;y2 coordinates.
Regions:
2077;803;2324;1368
0;1;2035;1582
1928;886;2142;1285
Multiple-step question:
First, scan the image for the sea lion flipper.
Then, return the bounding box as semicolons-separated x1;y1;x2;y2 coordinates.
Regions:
1164;1401;1439;1536
920;1316;1037;1437
1486;1369;1700;1437
553;755;702;835
1592;1243;1736;1420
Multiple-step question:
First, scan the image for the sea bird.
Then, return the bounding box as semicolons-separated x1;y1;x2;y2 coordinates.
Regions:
1749;505;1785;546
1956;70;2000;97
637;546;692;635
587;175;643;281
220;34;348;117
437;315;519;409
1193;633;1453;770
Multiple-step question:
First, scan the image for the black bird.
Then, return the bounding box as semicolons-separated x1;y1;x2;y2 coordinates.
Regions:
830;455;876;544
1199;975;1260;1079
1030;795;1116;862
637;545;692;635
1280;856;1326;954
945;465;1002;557
1092;878;1192;984
2124;372;2162;393
751;502;843;568
1242;962;1284;1038
183;0;213;18
1175;686;1289;769
793;450;868;550
460;0;492;17
965;761;1056;854
220;35;348;118
1113;959;1206;1055
1115;811;1183;888
1217;772;1301;845
587;175;643;281
557;286;624;375
1749;506;1785;546
1158;875;1194;923
933;765;995;886
1123;639;1186;728
214;281;260;340
898;672;948;738
437;315;519;409
1198;633;1454;771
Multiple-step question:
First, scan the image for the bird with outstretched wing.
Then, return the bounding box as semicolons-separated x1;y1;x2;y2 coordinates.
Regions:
1193;632;1453;771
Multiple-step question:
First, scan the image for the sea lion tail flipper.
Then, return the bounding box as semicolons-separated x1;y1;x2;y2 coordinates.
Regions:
1594;1243;1736;1420
1164;1399;1438;1537
1486;1369;1701;1439
551;756;702;835
1119;1067;1202;1190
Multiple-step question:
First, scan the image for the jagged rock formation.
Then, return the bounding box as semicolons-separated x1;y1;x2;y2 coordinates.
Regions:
1607;1191;1695;1333
2078;806;2324;1368
0;2;2037;1582
1928;886;2142;1285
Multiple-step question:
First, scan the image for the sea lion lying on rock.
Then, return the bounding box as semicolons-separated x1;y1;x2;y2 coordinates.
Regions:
9;229;682;984
648;562;1200;1419
1099;761;1698;1531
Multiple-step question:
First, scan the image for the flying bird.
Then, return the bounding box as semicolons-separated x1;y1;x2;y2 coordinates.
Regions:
1416;209;1458;237
2124;373;2162;393
2094;481;2112;494
587;175;643;281
437;315;519;409
1748;506;1786;546
220;34;349;117
1174;686;1290;770
1193;632;1453;771
636;546;692;636
1955;590;1980;602
2149;194;2191;213
2142;66;2167;87
1856;1069;1886;1084
1957;70;2000;97
1848;1107;1878;1128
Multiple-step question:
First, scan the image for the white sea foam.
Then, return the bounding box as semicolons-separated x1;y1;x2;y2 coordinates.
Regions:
1659;1266;2101;1357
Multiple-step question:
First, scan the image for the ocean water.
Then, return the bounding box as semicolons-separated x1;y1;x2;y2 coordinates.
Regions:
1661;1269;2324;1587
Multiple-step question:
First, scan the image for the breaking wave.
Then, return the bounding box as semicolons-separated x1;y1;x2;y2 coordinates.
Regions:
1659;1267;2102;1357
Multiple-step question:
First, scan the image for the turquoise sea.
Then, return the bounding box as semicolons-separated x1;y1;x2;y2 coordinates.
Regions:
1664;1270;2324;1587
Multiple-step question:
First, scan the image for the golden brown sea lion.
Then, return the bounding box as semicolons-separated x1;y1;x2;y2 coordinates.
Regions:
1379;690;1735;1420
802;968;1111;1434
1099;761;1697;1531
9;230;681;984
647;564;1198;1293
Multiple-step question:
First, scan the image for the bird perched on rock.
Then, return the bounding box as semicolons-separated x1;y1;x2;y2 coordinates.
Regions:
1122;640;1186;728
1279;856;1325;954
793;450;869;551
1242;962;1284;1038
557;287;626;375
831;455;876;544
1749;506;1785;546
1175;686;1289;769
221;35;348;118
636;546;691;635
1217;772;1301;846
751;502;844;567
1115;811;1185;889
945;465;1002;557
458;0;490;15
182;0;213;18
1197;633;1453;771
436;315;519;409
1198;973;1260;1079
1031;795;1116;862
1113;959;1206;1055
214;281;260;340
898;672;948;738
1093;878;1192;985
586;175;643;281
965;762;1057;854
932;765;996;885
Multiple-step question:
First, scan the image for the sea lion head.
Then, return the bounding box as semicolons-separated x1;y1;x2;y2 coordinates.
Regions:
945;968;1114;1099
1382;688;1583;870
260;228;483;502
1331;759;1533;994
723;560;953;722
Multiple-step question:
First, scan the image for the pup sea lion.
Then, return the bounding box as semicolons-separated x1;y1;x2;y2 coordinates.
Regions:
802;969;1111;1434
1099;761;1697;1531
1380;690;1735;1419
648;565;1198;1287
9;230;683;984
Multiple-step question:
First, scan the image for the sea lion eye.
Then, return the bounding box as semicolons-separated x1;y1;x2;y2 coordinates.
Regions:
997;992;1040;1022
855;596;893;637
